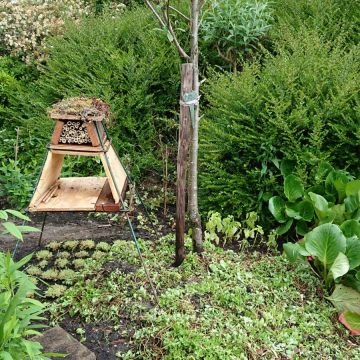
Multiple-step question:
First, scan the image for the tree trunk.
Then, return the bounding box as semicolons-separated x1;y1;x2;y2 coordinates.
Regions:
189;0;203;254
175;63;193;266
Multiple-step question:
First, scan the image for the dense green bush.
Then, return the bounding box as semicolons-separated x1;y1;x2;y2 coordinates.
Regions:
0;7;181;207
201;0;273;72
271;0;360;47
199;26;359;221
34;8;180;177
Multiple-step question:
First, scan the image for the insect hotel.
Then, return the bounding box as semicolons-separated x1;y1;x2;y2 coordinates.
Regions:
29;97;127;213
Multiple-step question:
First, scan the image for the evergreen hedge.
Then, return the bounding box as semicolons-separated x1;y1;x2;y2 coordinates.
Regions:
199;27;359;221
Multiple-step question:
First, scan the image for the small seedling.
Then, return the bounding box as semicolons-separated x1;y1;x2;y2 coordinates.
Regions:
74;250;89;258
26;266;42;276
41;268;59;280
63;240;79;250
46;241;61;251
76;327;86;343
58;269;77;284
35;250;52;261
92;251;106;261
38;260;48;269
55;258;69;268
45;284;67;298
73;259;86;269
58;251;71;259
80;239;95;250
96;242;111;252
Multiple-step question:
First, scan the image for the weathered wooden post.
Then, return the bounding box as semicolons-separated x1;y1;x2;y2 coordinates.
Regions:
175;63;194;266
144;0;204;265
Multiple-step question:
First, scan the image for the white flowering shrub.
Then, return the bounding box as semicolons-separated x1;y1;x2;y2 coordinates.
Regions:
0;0;125;63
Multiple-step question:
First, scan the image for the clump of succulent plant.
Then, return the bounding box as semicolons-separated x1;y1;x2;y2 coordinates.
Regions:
96;242;111;252
28;277;38;286
55;258;69;268
58;269;77;284
26;266;42;276
46;241;61;251
74;250;89;258
112;240;127;251
92;251;106;261
41;268;59;281
73;259;86;269
38;260;49;269
63;240;79;250
80;239;95;250
58;251;71;259
45;284;67;298
36;250;52;261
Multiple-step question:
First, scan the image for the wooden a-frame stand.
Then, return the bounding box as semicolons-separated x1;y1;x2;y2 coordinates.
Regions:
29;101;127;213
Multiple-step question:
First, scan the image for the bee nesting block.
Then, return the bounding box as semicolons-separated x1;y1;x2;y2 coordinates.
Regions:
58;120;92;145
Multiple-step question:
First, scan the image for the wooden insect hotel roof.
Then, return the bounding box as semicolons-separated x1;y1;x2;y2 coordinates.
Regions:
29;97;127;213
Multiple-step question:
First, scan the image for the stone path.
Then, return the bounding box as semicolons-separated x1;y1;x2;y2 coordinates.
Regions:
33;326;96;360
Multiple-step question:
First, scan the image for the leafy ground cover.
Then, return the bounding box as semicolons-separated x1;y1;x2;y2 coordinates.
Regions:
24;235;360;359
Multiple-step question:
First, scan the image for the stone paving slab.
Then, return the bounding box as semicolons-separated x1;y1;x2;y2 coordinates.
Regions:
33;326;96;360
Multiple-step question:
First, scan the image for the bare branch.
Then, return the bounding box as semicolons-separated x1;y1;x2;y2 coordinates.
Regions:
144;0;166;28
164;1;190;60
145;0;190;60
169;5;190;21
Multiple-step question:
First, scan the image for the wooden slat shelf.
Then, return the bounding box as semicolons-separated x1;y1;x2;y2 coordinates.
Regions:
48;140;110;154
29;177;121;212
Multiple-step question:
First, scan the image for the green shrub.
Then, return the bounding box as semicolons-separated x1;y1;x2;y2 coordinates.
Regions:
271;0;360;47
34;8;180;178
0;211;56;359
201;0;273;72
200;29;359;221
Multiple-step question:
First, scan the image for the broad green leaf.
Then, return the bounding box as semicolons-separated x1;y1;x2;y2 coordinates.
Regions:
297;240;311;256
342;311;360;334
308;192;328;212
315;162;334;181
325;170;349;201
344;195;359;214
306;185;324;196
342;274;360;293
340;220;360;238
357;271;360;281
285;200;314;221
276;218;293;235
352;209;360;221
2;222;23;240
304;223;346;266
328;252;349;280
296;220;309;236
345;237;360;270
268;196;286;223
285;203;301;219
327;284;360;314
284;175;304;202
5;210;31;221
331;204;345;225
0;211;8;220
280;159;295;177
346;180;360;196
0;351;13;360
283;242;300;263
297;200;314;221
